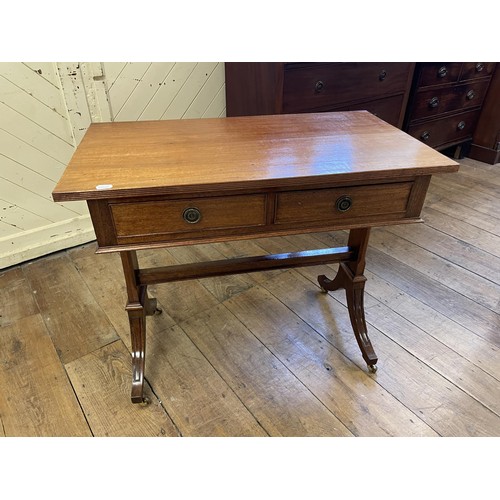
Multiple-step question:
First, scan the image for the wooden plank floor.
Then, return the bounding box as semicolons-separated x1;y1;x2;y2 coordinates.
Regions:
1;157;499;437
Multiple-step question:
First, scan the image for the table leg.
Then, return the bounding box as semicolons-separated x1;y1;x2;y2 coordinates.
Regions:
120;251;159;403
317;228;378;372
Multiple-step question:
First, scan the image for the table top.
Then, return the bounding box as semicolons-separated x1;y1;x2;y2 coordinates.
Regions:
52;111;459;202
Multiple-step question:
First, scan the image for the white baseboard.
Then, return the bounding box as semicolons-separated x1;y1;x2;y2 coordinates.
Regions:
0;215;96;269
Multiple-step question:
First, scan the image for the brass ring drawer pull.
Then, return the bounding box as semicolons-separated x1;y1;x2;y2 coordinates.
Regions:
429;97;440;108
421;131;431;141
457;121;466;131
183;207;202;224
466;90;476;100
475;63;484;72
438;66;448;78
336;195;352;212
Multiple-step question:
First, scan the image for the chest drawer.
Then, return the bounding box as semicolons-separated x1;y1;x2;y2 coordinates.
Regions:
274;183;413;226
110;194;267;243
418;63;462;88
409;80;489;120
342;94;404;126
460;62;496;81
407;109;481;149
282;63;413;113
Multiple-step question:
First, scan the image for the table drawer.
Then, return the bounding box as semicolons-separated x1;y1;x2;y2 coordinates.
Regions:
274;183;413;225
111;194;267;240
282;62;413;113
407;109;480;149
410;80;489;120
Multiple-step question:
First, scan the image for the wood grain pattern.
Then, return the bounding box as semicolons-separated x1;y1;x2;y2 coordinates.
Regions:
361;269;500;380
145;324;267;437
368;228;500;313
23;253;119;363
111;194;267;237
261;270;500;436
0;314;91;436
224;284;437;436
65;340;179;437
274;182;412;224
0;267;38;326
317;230;500;346
52;111;458;202
179;303;353;436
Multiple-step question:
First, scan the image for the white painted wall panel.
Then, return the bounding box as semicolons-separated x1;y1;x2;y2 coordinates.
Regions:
139;63;198;120
0;74;73;146
0;128;66;182
0;101;74;165
24;63;61;88
1;62;226;269
107;62;151;117
0;63;68;119
184;63;225;118
113;63;176;121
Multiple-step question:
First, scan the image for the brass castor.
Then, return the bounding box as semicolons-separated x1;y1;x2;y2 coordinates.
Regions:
368;364;378;374
139;396;151;406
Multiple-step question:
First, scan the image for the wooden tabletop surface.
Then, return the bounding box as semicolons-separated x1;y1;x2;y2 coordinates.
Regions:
52;111;459;202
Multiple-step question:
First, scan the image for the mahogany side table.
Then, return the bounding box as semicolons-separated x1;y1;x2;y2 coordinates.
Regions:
53;111;458;403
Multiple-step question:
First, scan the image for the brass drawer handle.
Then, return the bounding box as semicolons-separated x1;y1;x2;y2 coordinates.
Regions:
421;131;431;141
466;89;476;100
183;207;202;224
476;63;484;73
379;70;387;81
457;121;466;131
438;66;448;78
429;97;440;108
336;195;352;213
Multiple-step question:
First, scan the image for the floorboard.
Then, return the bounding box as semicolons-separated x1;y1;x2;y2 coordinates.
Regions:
1;157;499;437
64;340;179;437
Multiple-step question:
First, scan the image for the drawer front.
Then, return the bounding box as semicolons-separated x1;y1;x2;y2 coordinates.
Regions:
344;94;404;127
282;62;413;113
407;109;480;149
460;62;496;81
410;80;489;120
418;63;462;88
111;194;267;240
275;183;413;225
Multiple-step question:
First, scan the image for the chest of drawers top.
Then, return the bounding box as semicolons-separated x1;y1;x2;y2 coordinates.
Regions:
52;111;457;203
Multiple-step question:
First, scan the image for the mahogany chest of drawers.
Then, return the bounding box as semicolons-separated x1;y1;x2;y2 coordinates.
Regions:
225;62;415;128
404;62;497;155
469;66;500;164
